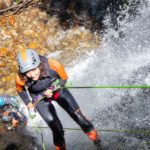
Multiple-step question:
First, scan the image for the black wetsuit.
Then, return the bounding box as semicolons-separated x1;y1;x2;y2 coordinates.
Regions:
36;88;94;146
16;56;94;147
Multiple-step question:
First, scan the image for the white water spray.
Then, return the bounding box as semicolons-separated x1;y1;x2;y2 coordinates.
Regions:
19;1;150;149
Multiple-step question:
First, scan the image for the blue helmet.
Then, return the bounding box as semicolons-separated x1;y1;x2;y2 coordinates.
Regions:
0;97;5;106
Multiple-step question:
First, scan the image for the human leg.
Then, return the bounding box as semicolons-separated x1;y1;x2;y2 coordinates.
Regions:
36;101;66;150
56;89;100;143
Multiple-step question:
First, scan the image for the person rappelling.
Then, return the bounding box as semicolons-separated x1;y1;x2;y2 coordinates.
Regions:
15;48;102;150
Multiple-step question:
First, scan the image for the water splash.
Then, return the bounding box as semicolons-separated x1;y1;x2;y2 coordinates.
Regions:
21;1;150;149
65;1;150;149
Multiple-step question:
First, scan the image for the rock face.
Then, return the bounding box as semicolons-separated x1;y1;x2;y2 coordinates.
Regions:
0;0;13;9
0;6;100;95
0;2;100;149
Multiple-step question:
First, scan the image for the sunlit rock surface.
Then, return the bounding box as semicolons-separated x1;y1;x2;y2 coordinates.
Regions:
0;7;100;95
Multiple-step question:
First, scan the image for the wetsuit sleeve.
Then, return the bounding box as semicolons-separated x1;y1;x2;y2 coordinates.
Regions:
15;74;31;105
48;59;68;86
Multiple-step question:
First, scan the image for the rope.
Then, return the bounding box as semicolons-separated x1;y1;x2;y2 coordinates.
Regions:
64;127;150;135
28;109;46;150
1;82;150;149
4;121;150;147
63;127;150;145
23;126;150;146
65;85;150;89
0;124;149;135
25;126;150;135
62;81;150;89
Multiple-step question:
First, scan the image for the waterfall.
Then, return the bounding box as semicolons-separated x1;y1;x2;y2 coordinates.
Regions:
20;1;150;149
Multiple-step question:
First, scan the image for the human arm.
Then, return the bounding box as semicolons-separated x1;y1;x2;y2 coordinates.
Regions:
42;59;68;98
43;59;68;98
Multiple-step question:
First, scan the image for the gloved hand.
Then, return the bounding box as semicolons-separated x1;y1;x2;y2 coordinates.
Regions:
29;108;37;119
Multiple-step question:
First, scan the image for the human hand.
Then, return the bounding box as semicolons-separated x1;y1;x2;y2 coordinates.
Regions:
27;102;34;109
44;89;53;98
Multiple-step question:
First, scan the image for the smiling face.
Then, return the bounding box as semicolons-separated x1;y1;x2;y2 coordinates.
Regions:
25;67;40;81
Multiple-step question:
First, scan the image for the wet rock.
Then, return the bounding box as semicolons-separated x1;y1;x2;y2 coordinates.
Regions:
0;130;35;150
0;0;13;9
